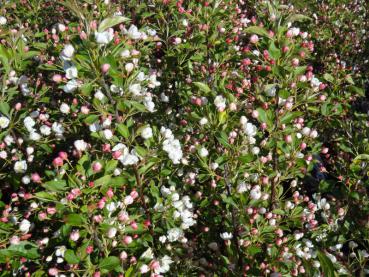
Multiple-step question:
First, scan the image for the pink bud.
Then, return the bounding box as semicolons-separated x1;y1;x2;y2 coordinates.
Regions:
15;103;22;110
284;135;292;143
123;235;133;244
300;142;307;150
53;157;64;167
251;110;259;118
92;162;102;172
106;188;114;198
80;31;87;40
130;190;139;199
250;34;259;44
52;74;62;83
58;151;68;160
31;173;41;183
101;63;110;74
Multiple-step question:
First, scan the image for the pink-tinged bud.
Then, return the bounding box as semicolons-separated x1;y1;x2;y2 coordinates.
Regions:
282;46;289;53
97;199;105;209
338;208;345;216
260;156;268;164
53;157;64;167
268;30;275;37
229;102;237;111
130;190;139;199
52;74;62;83
102;144;111;153
86;245;93;254
93;215;103;223
81;106;90;114
319;94;327;101
101;63;110;74
130;221;138;230
319;83;326;90
70;230;80;241
291;58;299;66
15;103;22;110
305;155;313;161
112;150;122;159
242;58;251;66
92;162;102;172
150;260;160;270
265;212;273;219
80;31;87;40
262;176;269;185
284;135;292;143
118;212;129;222
123;235;133;244
48;268;59;276
300;142;307;150
286;30;293;38
120;251;128;260
250;34;259;44
93;272;100;277
58;151;68;160
90;20;97;30
276;238;283;246
47;207;56;215
31;173;41;183
143;220;151;227
321;147;329;154
106;188;114;198
38;212;47;221
251;110;259;118
261;122;267;130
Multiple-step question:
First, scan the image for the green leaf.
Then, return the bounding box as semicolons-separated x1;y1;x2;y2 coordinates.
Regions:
99;256;120;271
0;102;10;116
94;175;112;186
286;14;312;23
193;82;211;94
317;251;336;277
268;41;281;60
66;214;86;226
98;16;130;32
117;124;129;138
105;160;118;173
42;180;67;192
345;75;355;85
244;26;270;37
84;114;99;124
64;250;80;264
323;73;334;83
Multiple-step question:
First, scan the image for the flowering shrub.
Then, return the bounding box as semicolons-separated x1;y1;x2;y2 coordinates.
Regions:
0;0;368;276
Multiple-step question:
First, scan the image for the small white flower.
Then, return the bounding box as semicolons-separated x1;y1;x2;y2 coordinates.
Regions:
65;66;78;79
103;129;113;140
199;117;208;125
214;95;226;111
63;79;79;93
60;103;70;114
220;232;233;240
0;116;10;129
127;25;142;40
19;219;31;233
129;84;141;96
199;147;209;157
0;16;7;25
29;131;41;141
14;160;27;173
40;125;51;136
24;116;36;131
74;140;88;151
107;227;117;238
141;126;153;139
60;44;75;60
94;90;105;100
95;28;114;44
57;23;66;32
121;49;130;58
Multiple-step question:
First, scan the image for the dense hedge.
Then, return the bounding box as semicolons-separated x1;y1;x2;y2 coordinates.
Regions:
0;1;368;276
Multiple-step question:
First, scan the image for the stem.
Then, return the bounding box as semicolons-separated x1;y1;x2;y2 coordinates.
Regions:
133;165;154;236
270;88;280;210
224;164;243;271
